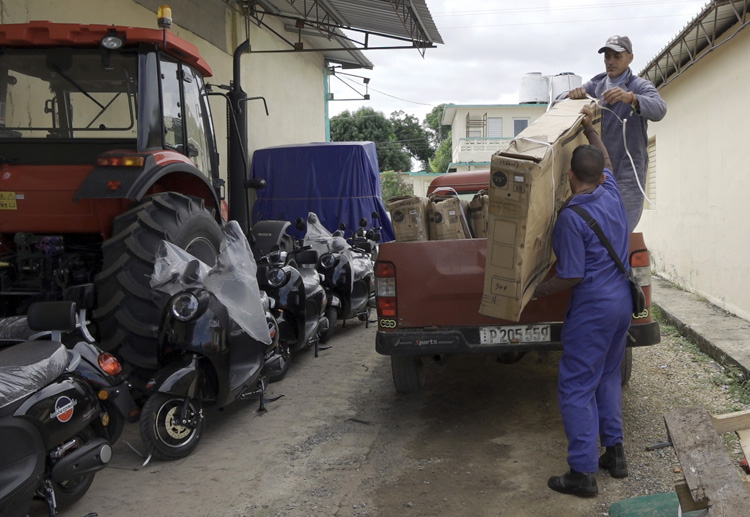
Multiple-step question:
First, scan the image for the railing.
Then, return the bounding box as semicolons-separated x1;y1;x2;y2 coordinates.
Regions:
454;137;513;162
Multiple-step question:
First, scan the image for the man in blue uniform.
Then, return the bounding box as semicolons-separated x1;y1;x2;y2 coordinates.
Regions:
533;106;632;497
567;35;666;232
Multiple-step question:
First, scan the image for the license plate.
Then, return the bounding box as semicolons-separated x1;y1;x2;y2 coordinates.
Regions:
479;324;551;345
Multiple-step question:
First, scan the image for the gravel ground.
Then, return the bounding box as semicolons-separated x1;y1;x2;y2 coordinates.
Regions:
596;307;750;515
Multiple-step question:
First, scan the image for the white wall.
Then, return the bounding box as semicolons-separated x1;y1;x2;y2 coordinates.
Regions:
638;24;750;320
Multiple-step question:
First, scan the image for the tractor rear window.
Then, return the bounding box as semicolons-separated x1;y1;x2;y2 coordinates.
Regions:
0;49;137;139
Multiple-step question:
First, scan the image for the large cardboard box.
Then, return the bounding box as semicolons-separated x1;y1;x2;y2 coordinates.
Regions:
428;195;471;240
468;190;489;238
387;196;430;242
479;99;599;321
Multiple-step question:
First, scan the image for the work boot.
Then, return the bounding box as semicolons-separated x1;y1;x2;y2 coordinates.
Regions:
599;444;628;478
547;469;598;497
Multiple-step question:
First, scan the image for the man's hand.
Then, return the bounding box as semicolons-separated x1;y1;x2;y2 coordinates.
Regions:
568;87;587;100
580;105;594;129
602;86;634;106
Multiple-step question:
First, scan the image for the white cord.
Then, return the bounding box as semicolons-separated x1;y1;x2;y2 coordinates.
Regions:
585;94;655;206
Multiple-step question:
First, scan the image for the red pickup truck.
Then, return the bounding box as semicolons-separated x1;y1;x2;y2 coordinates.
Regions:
375;170;660;392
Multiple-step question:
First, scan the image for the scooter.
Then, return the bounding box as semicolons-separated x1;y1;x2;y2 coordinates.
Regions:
0;301;112;516
0;286;141;445
303;213;376;339
252;220;332;352
137;221;285;461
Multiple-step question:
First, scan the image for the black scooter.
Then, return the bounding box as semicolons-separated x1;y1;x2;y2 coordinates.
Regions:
252;220;332;353
137;221;286;461
303;213;377;339
0;302;112;516
0;287;141;445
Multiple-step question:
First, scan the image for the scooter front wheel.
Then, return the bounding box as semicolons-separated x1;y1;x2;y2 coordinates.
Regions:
140;394;204;461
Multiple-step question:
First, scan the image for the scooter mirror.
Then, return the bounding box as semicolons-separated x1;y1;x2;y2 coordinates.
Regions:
295;218;305;231
339;222;347;231
359;218;368;228
183;260;203;284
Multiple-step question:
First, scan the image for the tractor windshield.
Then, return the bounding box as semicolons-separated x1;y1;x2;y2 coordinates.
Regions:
0;48;137;139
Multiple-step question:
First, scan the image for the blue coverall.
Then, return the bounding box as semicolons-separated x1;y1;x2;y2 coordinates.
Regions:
553;170;632;474
578;69;666;231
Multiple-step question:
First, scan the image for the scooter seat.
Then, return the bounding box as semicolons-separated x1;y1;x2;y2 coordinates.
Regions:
0;341;69;409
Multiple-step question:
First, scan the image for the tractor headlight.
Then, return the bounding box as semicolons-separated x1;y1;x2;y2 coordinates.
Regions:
171;292;200;321
319;252;338;270
267;267;288;287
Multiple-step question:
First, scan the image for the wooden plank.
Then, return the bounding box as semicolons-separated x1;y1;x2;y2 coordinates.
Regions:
710;408;750;434
674;477;710;512
664;406;750;516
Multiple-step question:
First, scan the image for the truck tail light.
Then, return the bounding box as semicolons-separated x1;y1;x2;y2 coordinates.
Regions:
375;261;397;319
630;250;652;322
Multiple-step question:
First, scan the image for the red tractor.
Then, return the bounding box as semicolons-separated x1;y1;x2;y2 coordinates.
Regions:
0;16;264;369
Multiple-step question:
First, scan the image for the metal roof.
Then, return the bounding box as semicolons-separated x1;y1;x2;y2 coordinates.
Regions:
236;0;443;69
640;0;750;88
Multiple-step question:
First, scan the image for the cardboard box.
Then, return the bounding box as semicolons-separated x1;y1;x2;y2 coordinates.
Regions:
428;194;471;240
387;196;430;242
479;99;599;321
468;190;489;238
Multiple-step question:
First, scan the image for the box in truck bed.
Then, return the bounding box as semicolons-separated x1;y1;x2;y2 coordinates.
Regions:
480;99;598;321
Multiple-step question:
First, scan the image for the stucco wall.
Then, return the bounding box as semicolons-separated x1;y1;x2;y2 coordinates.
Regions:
638;24;750;320
0;0;328;178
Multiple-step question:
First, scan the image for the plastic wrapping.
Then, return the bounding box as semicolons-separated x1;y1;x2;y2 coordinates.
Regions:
0;341;69;408
150;221;271;345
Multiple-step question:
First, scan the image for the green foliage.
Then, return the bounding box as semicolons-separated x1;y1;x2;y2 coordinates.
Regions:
430;134;452;174
380;171;414;203
329;104;453;173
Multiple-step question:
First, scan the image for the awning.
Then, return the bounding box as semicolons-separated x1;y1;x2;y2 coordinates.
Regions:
639;0;750;88
235;0;443;69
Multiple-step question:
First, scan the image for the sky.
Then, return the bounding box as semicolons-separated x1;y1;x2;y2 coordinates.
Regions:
326;0;709;123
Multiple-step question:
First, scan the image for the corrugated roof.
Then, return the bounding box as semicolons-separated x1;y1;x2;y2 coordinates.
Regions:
239;0;443;69
640;0;750;88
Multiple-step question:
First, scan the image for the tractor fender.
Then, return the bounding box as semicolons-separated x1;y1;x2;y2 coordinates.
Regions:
74;153;220;211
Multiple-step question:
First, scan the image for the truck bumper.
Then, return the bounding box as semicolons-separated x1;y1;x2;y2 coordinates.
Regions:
376;321;660;356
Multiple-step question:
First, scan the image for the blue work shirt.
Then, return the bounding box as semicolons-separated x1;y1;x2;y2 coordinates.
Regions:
553;170;630;300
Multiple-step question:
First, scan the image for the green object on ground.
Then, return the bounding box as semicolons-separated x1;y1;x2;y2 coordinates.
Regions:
609;492;708;517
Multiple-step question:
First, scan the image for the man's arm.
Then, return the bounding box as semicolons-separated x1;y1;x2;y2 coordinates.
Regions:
632;77;666;122
580;106;613;170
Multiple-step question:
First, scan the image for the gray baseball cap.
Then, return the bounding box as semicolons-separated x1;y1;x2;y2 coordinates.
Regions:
598;35;632;54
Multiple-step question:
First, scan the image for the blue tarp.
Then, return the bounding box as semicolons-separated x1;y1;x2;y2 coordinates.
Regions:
250;142;395;241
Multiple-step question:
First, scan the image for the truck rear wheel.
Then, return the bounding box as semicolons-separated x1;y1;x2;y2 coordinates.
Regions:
391;355;425;393
94;193;222;369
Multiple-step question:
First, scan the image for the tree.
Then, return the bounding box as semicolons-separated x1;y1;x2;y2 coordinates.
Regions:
330;107;411;172
390;110;433;170
380;171;414;203
430;136;452;174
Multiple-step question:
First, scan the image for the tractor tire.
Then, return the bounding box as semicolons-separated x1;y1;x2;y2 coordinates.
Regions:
94;193;222;369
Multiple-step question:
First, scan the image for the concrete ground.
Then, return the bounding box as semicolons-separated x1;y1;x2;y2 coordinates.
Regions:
652;276;750;379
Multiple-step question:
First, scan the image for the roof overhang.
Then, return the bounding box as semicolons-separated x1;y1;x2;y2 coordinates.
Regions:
235;0;443;69
640;0;750;88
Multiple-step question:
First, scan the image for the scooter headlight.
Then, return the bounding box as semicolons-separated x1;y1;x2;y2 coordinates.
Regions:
171;292;201;321
267;267;288;287
319;252;339;270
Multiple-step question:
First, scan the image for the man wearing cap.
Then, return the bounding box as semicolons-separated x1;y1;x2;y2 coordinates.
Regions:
567;35;666;232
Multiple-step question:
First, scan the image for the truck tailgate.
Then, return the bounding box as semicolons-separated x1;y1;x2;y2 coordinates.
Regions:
377;239;571;328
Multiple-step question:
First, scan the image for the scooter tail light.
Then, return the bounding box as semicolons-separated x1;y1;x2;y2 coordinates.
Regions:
98;352;122;376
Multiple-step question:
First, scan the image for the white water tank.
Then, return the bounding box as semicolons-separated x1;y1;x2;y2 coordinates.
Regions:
550;72;582;100
519;72;549;104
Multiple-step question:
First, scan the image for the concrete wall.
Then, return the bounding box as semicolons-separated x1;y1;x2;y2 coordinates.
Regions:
638;23;750;320
0;0;328;179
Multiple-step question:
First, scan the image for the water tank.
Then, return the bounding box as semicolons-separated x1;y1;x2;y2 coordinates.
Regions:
550;72;582;100
519;72;549;104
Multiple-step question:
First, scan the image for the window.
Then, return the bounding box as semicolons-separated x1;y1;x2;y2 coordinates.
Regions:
513;119;529;136
487;117;503;138
160;58;183;151
644;137;657;209
466;112;486;138
182;66;211;173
